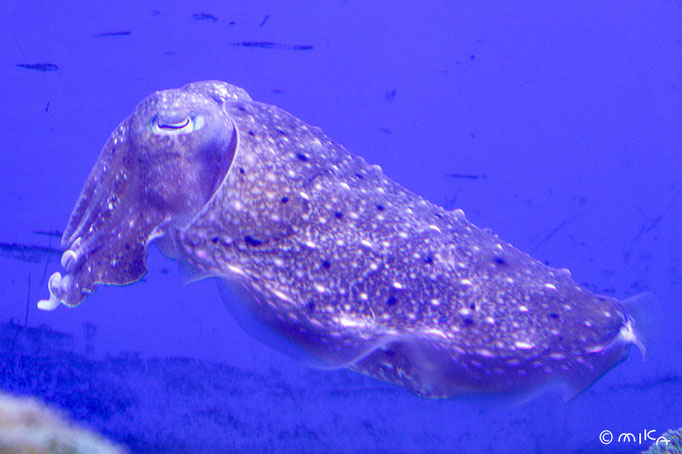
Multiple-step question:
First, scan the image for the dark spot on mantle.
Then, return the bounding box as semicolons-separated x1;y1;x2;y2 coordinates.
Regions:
244;235;263;246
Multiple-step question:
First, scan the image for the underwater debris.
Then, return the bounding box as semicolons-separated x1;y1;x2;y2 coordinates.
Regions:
259;14;271;27
192;13;218;22
625;190;681;262
535;212;581;248
93;31;131;37
385;89;397;101
231;41;314;51
446;173;487;180
377;127;392;134
606;374;682;392
32;229;63;238
16;63;59;72
24;273;30;327
0;242;61;263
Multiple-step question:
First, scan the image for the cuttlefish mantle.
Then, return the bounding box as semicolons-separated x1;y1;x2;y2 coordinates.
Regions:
38;81;648;399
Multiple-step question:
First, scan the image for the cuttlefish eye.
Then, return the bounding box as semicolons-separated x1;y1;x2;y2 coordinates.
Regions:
148;111;205;135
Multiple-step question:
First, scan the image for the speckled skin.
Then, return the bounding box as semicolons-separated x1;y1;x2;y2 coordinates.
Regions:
40;81;641;398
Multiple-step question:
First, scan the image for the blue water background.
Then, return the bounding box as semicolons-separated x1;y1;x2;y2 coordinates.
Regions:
0;1;681;452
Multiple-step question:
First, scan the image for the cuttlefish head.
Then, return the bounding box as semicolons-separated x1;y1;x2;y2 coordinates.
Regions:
39;81;248;309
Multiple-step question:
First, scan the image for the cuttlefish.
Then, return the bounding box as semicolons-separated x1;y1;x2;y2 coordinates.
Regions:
38;81;647;398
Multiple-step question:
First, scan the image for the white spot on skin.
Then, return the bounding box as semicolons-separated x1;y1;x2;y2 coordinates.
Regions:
338;316;365;327
428;225;441;233
272;289;293;304
361;239;373;248
586;344;607;353
423;328;448;338
430;298;440;306
314;284;326;294
392;282;403;290
544;283;557;290
518;306;529;312
227;264;246;276
514;341;534;350
339;182;350;190
460;279;472;286
359;293;368;300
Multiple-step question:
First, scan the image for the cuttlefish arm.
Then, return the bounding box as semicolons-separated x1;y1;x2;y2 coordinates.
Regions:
38;81;245;309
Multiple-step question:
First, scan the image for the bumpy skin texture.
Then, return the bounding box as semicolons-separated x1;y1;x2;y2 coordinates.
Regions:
40;81;641;398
